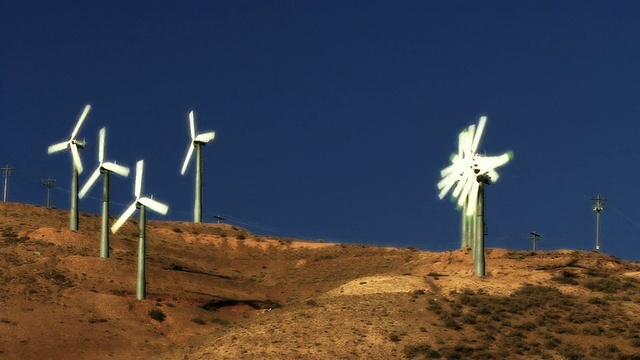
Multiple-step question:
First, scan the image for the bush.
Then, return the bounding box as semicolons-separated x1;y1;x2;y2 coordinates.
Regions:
389;333;402;342
211;317;230;326
148;309;166;322
584;278;621;293
191;318;206;325
552;271;580;285
404;343;441;359
236;235;246;240
558;342;585;360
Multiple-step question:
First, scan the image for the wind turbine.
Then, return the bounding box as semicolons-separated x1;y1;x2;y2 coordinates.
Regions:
111;160;169;300
47;104;91;231
79;127;130;259
437;115;512;276
180;110;216;223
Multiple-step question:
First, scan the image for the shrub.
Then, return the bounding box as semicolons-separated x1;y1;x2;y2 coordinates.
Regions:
211;317;230;326
558;342;585;360
191;318;206;325
551;271;579;285
584;278;621;293
88;317;107;324
588;296;608;305
389;333;402;342
404;343;441;359
148;309;166;322
236;235;246;240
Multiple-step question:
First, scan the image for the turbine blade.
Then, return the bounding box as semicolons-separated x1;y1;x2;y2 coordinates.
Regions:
48;141;69;154
471;116;487;153
71;104;91;139
189;110;196;139
134;160;143;197
487;169;499;183
111;202;138;233
79;168;101;198
457;131;465;158
180;143;195;175
440;158;461;178
465;124;476;156
452;175;468;199
194;131;216;143
98;127;106;163
458;178;473;209
466;181;480;216
70;144;83;174
477;152;511;170
437;174;458;200
139;197;169;215
102;162;130;177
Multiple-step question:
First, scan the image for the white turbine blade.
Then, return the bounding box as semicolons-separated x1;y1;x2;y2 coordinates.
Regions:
440;158;461;178
48;141;69;154
471;116;487;153
111;202;138;233
98;127;106;163
79;168;101;198
139;197;169;215
102;162;130;177
194;131;216;143
457;178;473;208
487;169;499;183
437;174;459;200
71;104;91;139
70;144;83;174
465;124;476;154
477;152;511;170
466;181;480;216
189;110;196;139
180;143;195;175
134;160;144;197
457;131;465;158
452;174;468;199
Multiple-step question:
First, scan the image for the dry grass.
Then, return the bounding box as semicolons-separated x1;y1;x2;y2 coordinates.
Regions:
1;202;640;359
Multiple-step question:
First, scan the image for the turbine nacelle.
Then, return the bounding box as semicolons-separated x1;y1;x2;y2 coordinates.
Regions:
437;116;512;216
180;110;216;175
47;104;92;174
79;127;130;199
111;160;169;234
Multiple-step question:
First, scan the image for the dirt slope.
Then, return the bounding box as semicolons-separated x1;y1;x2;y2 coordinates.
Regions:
1;202;640;359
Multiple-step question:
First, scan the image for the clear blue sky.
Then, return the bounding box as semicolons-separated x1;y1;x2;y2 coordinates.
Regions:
2;1;640;260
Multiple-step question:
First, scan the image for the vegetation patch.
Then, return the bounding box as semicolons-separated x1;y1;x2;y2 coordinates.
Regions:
404;343;441;359
148;309;166;322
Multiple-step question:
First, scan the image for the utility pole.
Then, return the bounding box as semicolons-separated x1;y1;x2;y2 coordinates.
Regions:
43;178;56;207
214;214;225;224
592;194;606;252
528;231;542;251
1;165;15;202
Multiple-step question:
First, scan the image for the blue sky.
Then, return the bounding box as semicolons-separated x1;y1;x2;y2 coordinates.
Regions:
2;1;640;260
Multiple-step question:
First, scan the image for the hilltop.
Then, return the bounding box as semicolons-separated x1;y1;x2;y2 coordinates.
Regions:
1;202;640;359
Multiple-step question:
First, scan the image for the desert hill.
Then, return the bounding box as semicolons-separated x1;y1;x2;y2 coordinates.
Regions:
1;202;640;359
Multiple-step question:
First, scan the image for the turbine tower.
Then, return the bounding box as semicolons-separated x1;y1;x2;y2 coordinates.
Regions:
47;104;91;231
180;110;216;223
79;128;130;258
437;115;512;276
111;160;169;300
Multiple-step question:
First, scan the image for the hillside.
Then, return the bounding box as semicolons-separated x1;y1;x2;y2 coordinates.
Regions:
1;202;640;359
